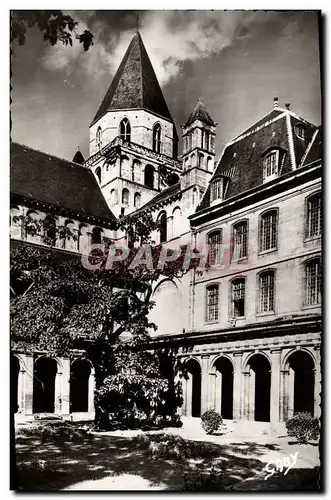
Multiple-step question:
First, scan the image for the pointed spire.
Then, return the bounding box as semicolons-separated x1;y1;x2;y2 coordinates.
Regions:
184;98;216;128
72;148;85;165
91;32;174;126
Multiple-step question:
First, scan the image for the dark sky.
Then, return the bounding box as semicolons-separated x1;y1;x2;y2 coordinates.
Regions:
11;10;321;162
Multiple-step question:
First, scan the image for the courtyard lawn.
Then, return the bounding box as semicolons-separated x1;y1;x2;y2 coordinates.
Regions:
13;421;320;491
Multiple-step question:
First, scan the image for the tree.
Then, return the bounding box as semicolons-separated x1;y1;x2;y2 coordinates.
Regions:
10;211;198;428
11;10;93;51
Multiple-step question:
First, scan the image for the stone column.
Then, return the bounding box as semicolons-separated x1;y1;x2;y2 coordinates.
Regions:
287;367;295;419
17;363;25;414
201;355;210;414
88;371;96;414
61;358;71;416
281;369;290;421
24;354;34;415
270;349;281;423
242;370;250;420
186;372;192;417
233;352;243;421
314;346;321;419
208;372;217;411
54;362;62;414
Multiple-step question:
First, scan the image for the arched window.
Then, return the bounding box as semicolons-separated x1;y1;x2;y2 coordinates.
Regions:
44;215;56;245
132;159;141;182
26;210;39;242
96;127;102;151
305;258;321;306
10;205;21;239
119;118;131;141
122;188;129;205
207;156;213;172
110;188;117;204
95;167;101;184
144;165;155;188
259;209;278;252
205;284;219;322
172;206;182;237
65;219;76;251
258;270;275;313
204;130;210;151
91;227;102;245
232;221;248;261
78;224;88;253
120;155;130;178
198;153;204;168
134;192;141;208
159;211;167;243
207;229;222;266
153;123;161;153
231;278;246;318
306;192;321;239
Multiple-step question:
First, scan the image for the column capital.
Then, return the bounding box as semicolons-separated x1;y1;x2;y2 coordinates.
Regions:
201;354;210;359
270;348;282;354
233;351;243;357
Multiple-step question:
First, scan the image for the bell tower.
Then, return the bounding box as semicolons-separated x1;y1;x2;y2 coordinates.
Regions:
180;99;217;213
86;31;181;218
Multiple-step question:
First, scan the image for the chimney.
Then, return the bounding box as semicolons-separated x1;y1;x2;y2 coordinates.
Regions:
273;97;279;109
285;102;291;110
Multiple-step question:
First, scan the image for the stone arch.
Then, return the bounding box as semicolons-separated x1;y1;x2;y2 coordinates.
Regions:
95;166;101;184
110;188;118;204
33;357;59;414
10;205;21;239
122;188;130;206
244;353;271;422
158;210;167;243
172;206;182;238
211;356;234;419
198;153;204;168
134;192;141;209
184;358;201;417
132;159;142;183
70;358;94;413
120;155;130;179
283;350;316;418
149;279;181;336
91;227;103;245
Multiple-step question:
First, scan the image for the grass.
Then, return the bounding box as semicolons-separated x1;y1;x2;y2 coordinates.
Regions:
13;421;321;491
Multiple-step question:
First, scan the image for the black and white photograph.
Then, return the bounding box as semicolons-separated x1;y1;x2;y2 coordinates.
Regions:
10;9;322;492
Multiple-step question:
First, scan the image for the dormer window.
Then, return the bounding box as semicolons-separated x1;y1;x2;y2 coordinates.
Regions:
263;150;279;183
210;176;228;204
296;124;306;140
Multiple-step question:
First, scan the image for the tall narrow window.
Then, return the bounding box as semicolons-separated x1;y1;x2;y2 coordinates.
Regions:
305;259;321;306
95;167;101;184
153;123;161;153
207;230;222;266
159;212;167;243
231;278;245;317
263;151;278;182
296;124;306;139
119;118;131;141
205;130;210;151
260;210;278;252
144;165;155;188
122;188;129;205
91;227;102;245
206;284;219;322
134;192;141;208
96;127;102;151
259;271;275;313
306;193;321;238
232;221;248;261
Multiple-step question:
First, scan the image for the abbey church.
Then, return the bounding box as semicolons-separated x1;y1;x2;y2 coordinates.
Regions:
10;31;321;429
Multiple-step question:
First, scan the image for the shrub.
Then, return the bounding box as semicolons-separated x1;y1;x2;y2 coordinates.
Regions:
201;410;223;435
285;412;319;444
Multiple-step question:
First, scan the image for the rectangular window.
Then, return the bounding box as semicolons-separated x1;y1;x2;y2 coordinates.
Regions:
207;230;222;266
259;272;275;313
210;179;223;203
206;285;219;322
263;151;278;182
260;211;277;252
306;194;321;238
306;260;321;306
231;279;245;317
232;222;248;260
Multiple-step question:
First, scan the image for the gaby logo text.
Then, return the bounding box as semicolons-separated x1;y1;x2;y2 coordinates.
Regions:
264;451;299;480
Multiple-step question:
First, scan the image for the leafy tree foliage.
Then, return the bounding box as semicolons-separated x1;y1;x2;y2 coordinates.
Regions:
11;211;197;427
11;10;94;51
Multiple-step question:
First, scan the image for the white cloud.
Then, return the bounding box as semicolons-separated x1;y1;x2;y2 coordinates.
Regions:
41;11;278;84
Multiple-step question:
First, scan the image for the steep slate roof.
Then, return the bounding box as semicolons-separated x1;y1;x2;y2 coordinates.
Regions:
184;100;216;127
10;142;116;223
134;182;182;214
197;109;319;212
302;128;322;166
91;32;174;128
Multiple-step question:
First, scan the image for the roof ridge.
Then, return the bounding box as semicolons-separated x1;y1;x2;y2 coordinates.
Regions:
11;142;89;170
